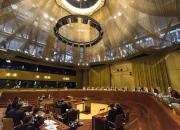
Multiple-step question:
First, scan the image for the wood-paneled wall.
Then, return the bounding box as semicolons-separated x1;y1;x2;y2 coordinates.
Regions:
165;50;180;93
87;51;180;93
89;65;110;88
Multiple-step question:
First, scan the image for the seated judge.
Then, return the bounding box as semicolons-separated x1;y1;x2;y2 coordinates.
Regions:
106;104;117;122
15;115;38;130
168;87;180;99
54;99;72;114
115;104;125;120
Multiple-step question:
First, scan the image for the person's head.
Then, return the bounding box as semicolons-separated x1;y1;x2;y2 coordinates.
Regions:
14;97;19;102
116;103;122;109
109;103;115;109
33;106;39;114
59;99;64;102
168;87;172;93
22;115;33;125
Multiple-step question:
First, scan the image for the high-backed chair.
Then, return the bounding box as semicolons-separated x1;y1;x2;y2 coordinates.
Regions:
2;118;14;130
108;114;124;130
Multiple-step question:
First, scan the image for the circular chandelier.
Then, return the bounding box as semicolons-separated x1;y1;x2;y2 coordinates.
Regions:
54;15;104;47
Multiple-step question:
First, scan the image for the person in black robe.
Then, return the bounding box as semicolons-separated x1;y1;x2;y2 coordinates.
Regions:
15;115;39;130
106;104;117;122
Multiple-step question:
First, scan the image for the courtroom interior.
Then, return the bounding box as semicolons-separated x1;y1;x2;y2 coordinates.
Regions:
0;0;180;130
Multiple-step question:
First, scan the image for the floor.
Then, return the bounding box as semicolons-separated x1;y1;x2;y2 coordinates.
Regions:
0;103;108;130
1;101;180;130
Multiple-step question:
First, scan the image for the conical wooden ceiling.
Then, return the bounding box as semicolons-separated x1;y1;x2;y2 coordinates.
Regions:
0;0;180;66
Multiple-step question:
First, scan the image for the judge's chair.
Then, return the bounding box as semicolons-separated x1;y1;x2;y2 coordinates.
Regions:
107;114;124;130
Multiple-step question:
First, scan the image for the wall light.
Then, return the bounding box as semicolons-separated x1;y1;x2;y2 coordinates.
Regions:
63;77;70;81
36;75;40;79
6;73;11;77
12;73;17;77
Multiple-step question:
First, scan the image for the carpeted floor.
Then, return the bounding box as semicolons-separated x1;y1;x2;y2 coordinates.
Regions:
0;103;108;130
77;120;92;130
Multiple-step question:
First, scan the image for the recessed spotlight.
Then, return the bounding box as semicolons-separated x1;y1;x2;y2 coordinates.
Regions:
11;4;18;10
43;13;49;19
114;16;117;19
6;60;11;63
118;12;122;16
32;4;36;8
50;17;54;21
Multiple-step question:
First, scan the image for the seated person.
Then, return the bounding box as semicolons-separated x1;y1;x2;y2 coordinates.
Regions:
12;97;22;109
140;87;145;92
61;102;72;114
153;88;159;95
5;102;25;126
15;115;38;130
168;87;180;99
34;114;44;127
54;99;64;108
106;104;117;122
13;108;26;126
5;103;13;116
115;104;125;119
32;105;40;116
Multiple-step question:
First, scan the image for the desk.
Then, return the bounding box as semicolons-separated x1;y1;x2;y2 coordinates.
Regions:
39;119;70;130
40;98;54;111
92;112;107;130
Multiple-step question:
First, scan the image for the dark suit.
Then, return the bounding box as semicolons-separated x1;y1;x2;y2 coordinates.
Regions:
116;107;125;119
107;108;117;122
13;109;26;126
171;90;180;99
15;124;39;130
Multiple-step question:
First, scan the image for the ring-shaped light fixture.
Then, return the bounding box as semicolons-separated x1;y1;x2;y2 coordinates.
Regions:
54;15;104;47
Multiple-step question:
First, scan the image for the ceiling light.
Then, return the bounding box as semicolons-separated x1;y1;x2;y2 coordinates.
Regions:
45;58;49;61
118;12;122;16
54;15;103;47
24;50;28;54
43;13;49;19
50;17;54;21
32;4;36;8
6;60;11;63
114;16;117;19
11;4;18;10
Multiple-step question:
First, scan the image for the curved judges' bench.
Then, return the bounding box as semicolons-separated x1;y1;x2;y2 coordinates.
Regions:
0;90;180;130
